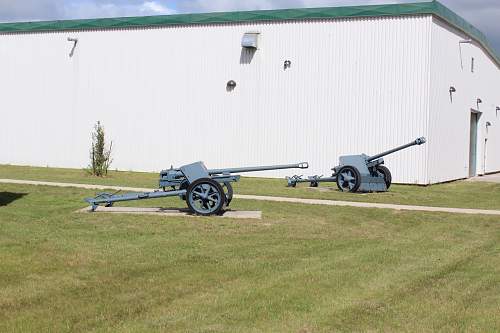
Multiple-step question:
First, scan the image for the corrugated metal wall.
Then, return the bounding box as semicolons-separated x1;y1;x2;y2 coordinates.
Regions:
0;16;432;183
428;18;500;183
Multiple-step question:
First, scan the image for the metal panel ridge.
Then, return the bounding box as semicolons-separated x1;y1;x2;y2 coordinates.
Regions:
0;1;497;65
0;2;436;32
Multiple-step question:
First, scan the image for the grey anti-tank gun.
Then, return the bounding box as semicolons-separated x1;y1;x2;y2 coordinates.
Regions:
86;161;309;216
287;138;426;192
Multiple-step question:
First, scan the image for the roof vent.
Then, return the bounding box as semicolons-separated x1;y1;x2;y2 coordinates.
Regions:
242;32;260;49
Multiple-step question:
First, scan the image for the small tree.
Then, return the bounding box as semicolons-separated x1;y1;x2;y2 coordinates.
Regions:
89;121;113;177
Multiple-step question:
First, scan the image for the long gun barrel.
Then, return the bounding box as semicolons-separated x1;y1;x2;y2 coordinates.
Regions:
367;137;426;162
209;162;309;175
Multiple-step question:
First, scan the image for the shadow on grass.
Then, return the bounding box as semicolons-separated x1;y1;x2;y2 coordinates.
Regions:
0;192;28;206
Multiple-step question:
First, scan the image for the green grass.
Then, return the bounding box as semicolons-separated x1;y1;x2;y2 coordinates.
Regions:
1;183;499;332
1;164;500;210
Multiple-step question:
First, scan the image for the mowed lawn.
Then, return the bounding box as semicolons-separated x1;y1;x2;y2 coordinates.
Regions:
1;168;500;332
1;164;500;210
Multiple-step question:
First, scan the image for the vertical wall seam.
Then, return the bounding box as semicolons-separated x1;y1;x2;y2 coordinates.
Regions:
426;15;433;184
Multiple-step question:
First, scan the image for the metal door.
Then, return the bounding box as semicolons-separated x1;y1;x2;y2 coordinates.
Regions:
469;112;479;177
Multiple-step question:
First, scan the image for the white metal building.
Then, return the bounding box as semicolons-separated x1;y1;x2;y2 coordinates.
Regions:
0;1;499;184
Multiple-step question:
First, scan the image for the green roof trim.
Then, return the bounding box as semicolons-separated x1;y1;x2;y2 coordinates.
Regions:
0;1;498;65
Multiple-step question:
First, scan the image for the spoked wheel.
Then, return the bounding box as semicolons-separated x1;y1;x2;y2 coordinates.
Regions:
186;178;225;216
376;165;392;190
222;182;234;206
336;166;361;193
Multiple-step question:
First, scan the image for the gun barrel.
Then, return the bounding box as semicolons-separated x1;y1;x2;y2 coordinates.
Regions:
209;162;309;175
367;137;426;162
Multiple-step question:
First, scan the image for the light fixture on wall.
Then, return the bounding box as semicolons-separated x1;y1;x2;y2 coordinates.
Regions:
284;60;292;70
226;80;237;91
449;86;456;102
68;37;78;57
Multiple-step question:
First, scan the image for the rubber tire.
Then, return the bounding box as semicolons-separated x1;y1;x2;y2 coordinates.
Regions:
376;165;392;190
223;182;234;206
186;178;225;216
336;166;361;193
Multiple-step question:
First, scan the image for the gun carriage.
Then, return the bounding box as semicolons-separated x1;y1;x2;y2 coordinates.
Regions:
86;161;308;216
287;138;426;192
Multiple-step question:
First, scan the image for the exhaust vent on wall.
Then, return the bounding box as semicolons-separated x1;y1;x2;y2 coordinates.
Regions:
241;32;260;49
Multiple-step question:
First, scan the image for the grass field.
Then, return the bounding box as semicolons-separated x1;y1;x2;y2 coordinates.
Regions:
1;165;500;332
1;164;500;210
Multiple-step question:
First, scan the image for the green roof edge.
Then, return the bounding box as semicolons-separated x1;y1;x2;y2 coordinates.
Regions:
0;1;498;65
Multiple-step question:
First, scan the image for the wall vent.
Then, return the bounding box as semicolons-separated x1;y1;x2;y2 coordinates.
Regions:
241;32;260;49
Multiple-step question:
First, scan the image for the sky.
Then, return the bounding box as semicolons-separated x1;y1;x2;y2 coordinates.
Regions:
0;0;498;53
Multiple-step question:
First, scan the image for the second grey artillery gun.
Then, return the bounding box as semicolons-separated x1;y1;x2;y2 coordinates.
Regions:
287;137;426;192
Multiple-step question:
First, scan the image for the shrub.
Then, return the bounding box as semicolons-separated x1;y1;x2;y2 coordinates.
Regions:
88;121;113;177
